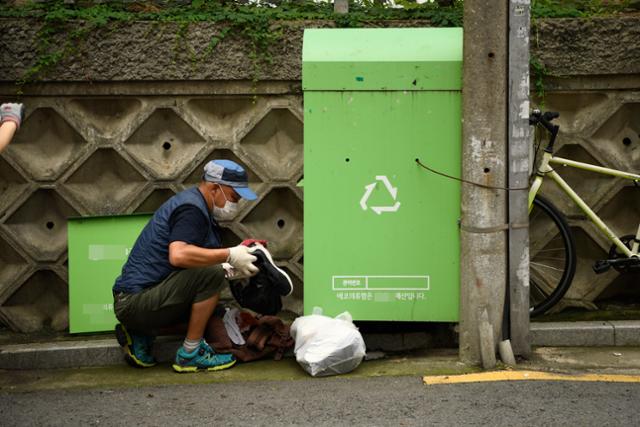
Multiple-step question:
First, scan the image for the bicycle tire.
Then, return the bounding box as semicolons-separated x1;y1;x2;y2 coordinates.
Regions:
529;194;577;316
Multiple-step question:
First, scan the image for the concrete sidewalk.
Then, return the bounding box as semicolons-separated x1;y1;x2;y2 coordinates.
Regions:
2;320;640;394
0;328;440;370
3;320;640;370
0;348;471;393
2;346;640;394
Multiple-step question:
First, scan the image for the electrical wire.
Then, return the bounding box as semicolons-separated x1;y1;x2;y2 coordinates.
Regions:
415;158;529;191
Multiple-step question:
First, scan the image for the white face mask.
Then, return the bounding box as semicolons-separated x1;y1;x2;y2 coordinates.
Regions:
212;184;238;220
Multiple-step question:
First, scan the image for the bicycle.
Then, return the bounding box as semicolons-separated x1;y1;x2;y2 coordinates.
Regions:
528;109;640;316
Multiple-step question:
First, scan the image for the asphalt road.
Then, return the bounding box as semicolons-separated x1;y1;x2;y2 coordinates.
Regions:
1;376;638;426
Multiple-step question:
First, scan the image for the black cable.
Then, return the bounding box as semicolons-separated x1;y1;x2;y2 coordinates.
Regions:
415;158;529;191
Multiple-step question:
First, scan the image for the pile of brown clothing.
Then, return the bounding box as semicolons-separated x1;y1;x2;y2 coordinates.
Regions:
205;310;294;362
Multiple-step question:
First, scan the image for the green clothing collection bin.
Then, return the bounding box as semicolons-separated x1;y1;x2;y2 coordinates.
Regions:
302;28;463;321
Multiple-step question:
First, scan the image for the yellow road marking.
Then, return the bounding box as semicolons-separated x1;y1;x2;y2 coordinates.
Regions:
423;370;640;385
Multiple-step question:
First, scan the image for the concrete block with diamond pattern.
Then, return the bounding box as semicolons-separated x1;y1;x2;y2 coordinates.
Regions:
534;91;640;312
1;16;639;331
0;93;306;331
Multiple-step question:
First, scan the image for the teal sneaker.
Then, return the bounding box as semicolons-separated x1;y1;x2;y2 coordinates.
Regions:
172;340;236;373
114;323;157;368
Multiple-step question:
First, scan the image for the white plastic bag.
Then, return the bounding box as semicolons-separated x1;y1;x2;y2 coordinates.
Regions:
290;307;366;377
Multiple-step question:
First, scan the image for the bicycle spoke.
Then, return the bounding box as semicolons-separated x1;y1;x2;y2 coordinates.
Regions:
530;280;549;304
535;247;568;253
529;195;576;316
530;263;561;294
530;261;565;273
533;257;564;268
532;256;567;263
531;235;563;253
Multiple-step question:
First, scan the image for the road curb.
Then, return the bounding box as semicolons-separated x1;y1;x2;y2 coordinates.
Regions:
3;322;640;370
531;320;640;347
0;332;434;370
0;337;181;370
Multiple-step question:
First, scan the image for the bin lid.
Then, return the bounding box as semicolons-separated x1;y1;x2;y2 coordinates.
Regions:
303;28;462;91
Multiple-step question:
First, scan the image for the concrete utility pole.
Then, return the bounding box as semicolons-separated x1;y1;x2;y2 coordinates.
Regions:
508;0;532;357
334;0;348;14
459;0;509;366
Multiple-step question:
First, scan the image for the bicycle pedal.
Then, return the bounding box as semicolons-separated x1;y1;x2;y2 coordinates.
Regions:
608;256;640;274
593;260;611;274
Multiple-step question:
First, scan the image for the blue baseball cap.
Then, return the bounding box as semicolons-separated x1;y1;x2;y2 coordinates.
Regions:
203;159;257;201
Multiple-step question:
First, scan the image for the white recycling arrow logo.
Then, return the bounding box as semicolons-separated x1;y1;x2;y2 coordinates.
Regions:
360;175;401;215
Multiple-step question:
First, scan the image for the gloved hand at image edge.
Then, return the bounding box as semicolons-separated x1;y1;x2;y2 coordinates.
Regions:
1;103;25;129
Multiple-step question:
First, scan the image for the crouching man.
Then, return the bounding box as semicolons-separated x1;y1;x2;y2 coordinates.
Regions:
112;160;258;373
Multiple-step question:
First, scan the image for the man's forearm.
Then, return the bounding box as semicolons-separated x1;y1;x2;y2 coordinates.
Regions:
168;241;230;268
0;121;17;153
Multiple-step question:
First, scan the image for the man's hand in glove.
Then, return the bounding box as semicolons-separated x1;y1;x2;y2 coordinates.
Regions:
227;245;258;277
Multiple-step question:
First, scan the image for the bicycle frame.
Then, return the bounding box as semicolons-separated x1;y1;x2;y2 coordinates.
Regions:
529;151;640;258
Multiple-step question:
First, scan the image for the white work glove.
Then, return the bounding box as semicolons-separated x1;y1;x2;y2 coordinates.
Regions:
1;103;25;129
222;262;247;281
226;245;258;278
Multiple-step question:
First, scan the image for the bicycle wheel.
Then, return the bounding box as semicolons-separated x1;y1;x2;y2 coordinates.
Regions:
529;194;576;316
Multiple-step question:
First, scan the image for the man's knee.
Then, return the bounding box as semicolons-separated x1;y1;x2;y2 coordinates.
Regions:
191;264;227;297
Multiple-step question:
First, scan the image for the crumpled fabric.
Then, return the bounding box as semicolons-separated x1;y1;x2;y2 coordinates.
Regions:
206;310;294;362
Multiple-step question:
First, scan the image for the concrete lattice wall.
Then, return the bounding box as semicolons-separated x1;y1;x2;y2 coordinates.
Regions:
529;16;640;311
532;90;640;311
0;86;304;332
0;16;639;332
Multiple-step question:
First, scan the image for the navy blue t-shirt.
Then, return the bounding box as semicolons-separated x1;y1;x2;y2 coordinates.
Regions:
168;205;211;246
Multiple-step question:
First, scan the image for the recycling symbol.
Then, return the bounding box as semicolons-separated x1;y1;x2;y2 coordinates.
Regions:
359;175;401;215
